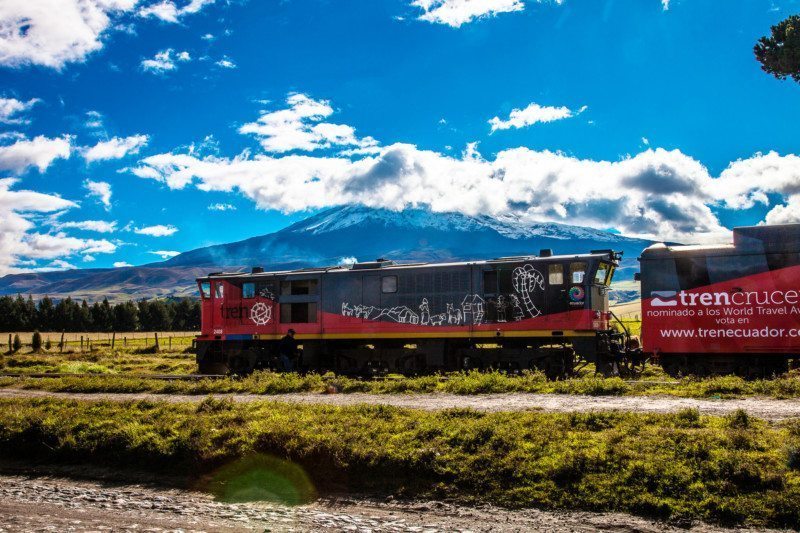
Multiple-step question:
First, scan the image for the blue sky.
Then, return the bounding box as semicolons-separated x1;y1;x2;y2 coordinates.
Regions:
0;0;799;274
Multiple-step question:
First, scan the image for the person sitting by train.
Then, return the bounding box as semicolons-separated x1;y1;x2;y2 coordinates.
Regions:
279;329;299;372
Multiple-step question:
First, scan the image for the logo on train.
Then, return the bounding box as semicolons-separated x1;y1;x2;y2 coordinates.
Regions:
650;291;678;307
250;302;272;325
568;285;585;304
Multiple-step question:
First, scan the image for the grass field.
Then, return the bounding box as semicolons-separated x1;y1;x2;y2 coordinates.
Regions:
0;397;798;527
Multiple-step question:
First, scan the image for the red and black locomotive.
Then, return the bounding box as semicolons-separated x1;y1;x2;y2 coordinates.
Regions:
195;250;626;376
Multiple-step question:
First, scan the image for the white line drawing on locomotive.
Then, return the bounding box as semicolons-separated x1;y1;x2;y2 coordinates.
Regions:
339;264;546;327
342;294;485;326
512;264;544;318
250;301;272;325
258;286;276;300
461;294;485;325
496;295;507;322
510;294;525;321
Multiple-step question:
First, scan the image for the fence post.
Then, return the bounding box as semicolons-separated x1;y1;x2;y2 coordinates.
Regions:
124;336;127;347
7;334;10;353
154;332;160;352
59;331;65;353
80;336;84;353
169;336;172;350
111;331;116;350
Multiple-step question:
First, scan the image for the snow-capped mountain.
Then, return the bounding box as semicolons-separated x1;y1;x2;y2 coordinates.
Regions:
0;205;653;301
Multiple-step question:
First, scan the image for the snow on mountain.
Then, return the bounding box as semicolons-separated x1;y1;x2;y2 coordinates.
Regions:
291;205;629;242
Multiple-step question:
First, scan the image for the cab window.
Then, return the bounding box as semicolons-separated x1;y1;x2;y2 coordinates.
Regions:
242;282;256;299
548;264;563;285
214;282;224;299
569;262;587;284
200;282;211;299
594;263;614;286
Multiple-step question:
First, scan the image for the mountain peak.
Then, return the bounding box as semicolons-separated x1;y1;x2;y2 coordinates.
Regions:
287;204;628;242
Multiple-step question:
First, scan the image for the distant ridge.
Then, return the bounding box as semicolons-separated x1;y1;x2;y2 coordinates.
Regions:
0;205;653;301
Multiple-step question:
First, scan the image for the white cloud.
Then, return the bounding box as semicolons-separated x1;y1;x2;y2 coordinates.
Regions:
662;0;670;10
113;261;132;267
149;249;180;259
208;202;236;211
0;135;71;173
239;93;378;154
134;224;178;236
411;0;561;27
138;0;214;23
58;220;117;233
0;0;139;69
83;134;149;162
489;102;587;132
35;259;77;271
0;97;40;124
642;137;650;146
84;179;112;209
141;48;190;73
0;178;116;274
85;110;104;129
215;57;236;69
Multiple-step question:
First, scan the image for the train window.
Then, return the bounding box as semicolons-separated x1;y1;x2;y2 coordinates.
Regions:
214;283;224;299
548;264;563;285
280;303;317;323
483;270;498;295
594;263;614;285
242;282;255;299
200;282;211;299
382;275;398;293
570;262;587;284
281;279;318;296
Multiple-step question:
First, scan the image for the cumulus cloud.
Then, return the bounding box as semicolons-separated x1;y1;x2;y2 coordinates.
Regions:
0;135;71;173
0;96;40;124
0;0;138;69
113;261;132;267
138;0;214;23
83;134;149;162
0;0;218;69
0;178;116;274
134;224;178;236
149;249;180;259
140;48;190;73
239;93;378;154
58;220;117;233
84;179;112;209
208;202;236;211
412;0;526;27
215;57;236;69
489;102;587;132
133;141;743;242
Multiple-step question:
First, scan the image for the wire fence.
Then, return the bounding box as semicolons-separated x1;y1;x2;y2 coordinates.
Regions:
2;331;199;351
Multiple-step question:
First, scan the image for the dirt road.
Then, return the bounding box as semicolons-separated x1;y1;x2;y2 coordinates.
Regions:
3;388;800;420
0;472;783;532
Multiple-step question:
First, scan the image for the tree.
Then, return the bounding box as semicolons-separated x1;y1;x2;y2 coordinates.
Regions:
31;331;42;352
755;15;800;82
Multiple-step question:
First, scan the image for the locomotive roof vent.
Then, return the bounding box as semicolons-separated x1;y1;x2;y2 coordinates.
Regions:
251;266;264;274
352;259;396;270
539;248;553;257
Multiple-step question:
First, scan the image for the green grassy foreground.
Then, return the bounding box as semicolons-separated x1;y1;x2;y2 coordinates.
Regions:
0;397;798;527
6;368;800;399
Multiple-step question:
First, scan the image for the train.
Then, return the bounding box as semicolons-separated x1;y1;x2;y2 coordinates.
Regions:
195;223;800;378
